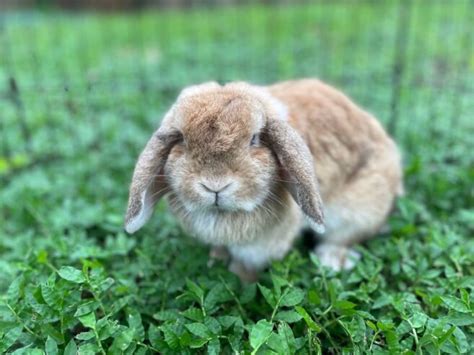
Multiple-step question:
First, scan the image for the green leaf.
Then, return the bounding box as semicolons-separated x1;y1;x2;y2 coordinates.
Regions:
148;324;164;349
333;300;357;310
189;337;209;348
356;310;377;321
204;283;232;310
452;327;469;353
295;306;321;332
110;296;132;315
181;307;204;322
78;343;100;354
127;308;145;342
307;290;320;306
37;250;49;264
45;337;58;355
97;318;121;341
441;296;471;313
273;310;303;323
240;284;257;304
74;301;100;317
459;276;474;289
63;340;77;355
7;277;23;305
258;284;276;308
79;312;96;329
185;323;211;338
111;328;135;351
278;322;296;353
58;266;86;284
41;284;62;311
460;289;469;304
249;319;273;351
0;301;17;334
186;278;204;300
42;324;64;344
204;317;222;335
373;294;392;309
207;338;221;355
377;320;395;331
96;277;115;293
160;324;180;350
280;288;305;307
1;327;22;350
76;331;95;341
11;347;45;355
443;313;474;326
347;316;367;343
409;311;428;328
438;326;456;346
367;320;378;331
153;309;180;321
217;316;239;329
384;329;399;353
267;332;285;354
228;329;243;353
271;274;288;296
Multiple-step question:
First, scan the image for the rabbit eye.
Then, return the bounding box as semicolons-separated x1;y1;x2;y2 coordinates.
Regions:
175;133;185;145
160;130;185;147
171;130;185;145
250;134;260;147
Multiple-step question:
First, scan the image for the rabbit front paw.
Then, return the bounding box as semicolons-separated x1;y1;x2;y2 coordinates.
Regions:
207;246;230;268
229;259;258;283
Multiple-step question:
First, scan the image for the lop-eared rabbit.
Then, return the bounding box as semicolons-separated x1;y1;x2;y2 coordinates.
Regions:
125;80;403;282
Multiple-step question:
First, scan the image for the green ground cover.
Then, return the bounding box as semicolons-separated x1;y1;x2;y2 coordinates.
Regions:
0;1;473;353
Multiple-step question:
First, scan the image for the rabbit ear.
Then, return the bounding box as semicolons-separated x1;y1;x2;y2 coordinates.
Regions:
266;118;325;233
124;82;218;234
125;127;180;234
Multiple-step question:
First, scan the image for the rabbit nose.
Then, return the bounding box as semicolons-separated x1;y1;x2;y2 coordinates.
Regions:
199;181;232;194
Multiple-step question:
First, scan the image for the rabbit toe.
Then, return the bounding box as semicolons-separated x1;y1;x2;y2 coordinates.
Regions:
315;244;360;271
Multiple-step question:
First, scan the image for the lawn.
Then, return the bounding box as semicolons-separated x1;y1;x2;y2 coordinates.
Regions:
0;1;473;353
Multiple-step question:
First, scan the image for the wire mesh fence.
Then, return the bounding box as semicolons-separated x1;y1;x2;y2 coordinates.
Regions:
0;0;473;180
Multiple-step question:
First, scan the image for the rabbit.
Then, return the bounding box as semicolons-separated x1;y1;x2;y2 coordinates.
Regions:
124;79;403;282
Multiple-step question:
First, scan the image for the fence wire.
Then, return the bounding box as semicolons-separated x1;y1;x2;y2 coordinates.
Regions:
0;0;473;180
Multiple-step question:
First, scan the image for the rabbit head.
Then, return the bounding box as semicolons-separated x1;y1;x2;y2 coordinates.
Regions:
124;82;324;238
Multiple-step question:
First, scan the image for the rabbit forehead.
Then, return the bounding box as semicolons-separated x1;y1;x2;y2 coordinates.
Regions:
178;91;265;150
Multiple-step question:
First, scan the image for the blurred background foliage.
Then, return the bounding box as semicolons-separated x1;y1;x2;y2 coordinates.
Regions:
1;1;472;173
0;0;473;353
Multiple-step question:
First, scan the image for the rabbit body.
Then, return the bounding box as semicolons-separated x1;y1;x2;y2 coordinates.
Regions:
125;79;403;281
268;80;403;271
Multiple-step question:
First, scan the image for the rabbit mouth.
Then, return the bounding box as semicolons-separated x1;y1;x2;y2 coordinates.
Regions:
204;203;240;213
187;199;256;215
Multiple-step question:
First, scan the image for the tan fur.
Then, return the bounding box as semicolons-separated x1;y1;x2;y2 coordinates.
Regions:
125;79;403;279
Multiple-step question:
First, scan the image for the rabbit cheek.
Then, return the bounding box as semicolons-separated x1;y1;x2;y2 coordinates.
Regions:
234;149;277;209
163;149;196;206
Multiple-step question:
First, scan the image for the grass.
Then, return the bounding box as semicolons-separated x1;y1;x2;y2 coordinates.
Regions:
0;1;473;353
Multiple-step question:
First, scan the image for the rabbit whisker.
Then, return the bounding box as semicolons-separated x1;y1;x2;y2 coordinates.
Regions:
267;191;286;208
148;186;172;200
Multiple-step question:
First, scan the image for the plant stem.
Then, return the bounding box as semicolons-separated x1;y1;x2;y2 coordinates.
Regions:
6;303;40;339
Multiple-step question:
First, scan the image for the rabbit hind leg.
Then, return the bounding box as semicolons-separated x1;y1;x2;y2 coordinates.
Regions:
315;172;398;271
